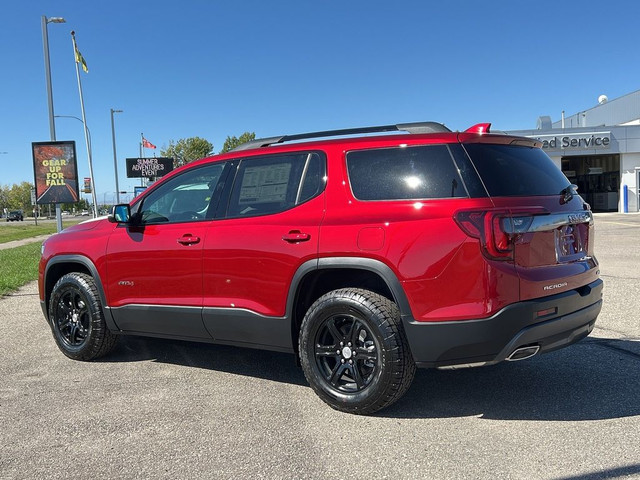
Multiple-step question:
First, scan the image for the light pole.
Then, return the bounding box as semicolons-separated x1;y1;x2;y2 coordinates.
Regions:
54;115;94;212
55;115;92;147
41;15;66;232
110;109;123;204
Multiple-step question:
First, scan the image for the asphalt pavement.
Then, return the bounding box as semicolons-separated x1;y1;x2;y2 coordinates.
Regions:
0;213;639;479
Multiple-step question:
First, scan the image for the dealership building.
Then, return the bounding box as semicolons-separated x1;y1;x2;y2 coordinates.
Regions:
508;89;640;213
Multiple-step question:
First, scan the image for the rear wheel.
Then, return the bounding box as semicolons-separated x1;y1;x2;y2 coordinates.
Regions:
49;272;117;360
299;288;415;414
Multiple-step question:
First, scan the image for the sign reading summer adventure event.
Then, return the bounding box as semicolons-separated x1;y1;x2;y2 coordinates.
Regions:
126;157;173;178
32;141;80;205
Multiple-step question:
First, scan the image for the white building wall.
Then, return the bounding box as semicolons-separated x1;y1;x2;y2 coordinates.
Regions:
549;155;562;170
621;153;640;212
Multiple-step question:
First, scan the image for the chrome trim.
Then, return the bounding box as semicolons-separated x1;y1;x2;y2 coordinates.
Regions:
295;153;313;204
506;345;540;361
502;211;593;234
436;361;488;370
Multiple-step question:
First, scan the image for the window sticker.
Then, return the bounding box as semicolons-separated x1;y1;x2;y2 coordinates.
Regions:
239;163;291;204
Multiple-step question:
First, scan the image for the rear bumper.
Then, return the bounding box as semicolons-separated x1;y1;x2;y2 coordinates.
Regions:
403;279;603;368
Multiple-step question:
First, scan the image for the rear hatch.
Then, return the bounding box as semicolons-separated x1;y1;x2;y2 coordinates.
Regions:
460;135;599;301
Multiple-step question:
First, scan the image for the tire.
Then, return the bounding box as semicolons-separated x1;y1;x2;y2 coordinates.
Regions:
299;288;416;415
48;272;117;361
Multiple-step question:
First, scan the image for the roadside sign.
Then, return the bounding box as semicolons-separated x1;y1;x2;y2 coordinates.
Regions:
126;157;173;178
32;141;80;204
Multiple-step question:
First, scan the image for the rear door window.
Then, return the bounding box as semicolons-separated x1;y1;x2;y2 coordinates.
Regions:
226;152;325;217
346;145;467;201
463;144;570;196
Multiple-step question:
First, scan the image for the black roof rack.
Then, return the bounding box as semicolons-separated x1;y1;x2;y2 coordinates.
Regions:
231;121;451;151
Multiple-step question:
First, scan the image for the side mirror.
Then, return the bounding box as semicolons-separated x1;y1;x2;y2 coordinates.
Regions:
108;204;131;224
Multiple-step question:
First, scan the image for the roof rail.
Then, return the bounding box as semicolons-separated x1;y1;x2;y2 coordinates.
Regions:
232;121;451;151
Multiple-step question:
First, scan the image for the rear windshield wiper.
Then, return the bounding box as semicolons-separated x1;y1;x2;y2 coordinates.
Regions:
560;184;578;204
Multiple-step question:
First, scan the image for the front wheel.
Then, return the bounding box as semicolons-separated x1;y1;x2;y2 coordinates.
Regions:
299;288;415;415
48;272;117;361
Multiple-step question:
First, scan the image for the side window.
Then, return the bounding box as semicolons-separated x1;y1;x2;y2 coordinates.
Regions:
346;145;467;201
137;163;225;224
297;153;322;204
227;152;324;217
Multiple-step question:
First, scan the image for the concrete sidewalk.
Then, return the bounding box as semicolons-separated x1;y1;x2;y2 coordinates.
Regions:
0;234;51;251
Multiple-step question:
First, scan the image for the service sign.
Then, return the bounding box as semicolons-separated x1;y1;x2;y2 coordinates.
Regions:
32;141;80;205
529;132;612;152
126;157;173;178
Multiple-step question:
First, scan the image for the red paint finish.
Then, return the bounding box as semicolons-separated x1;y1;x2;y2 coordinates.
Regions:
201;195;324;317
105;222;209;307
39;123;600;335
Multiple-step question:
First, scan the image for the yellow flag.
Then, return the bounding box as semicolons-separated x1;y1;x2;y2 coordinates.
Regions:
73;39;89;73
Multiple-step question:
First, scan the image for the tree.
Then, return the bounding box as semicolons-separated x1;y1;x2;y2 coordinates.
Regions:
0;185;9;212
160;137;214;169
220;132;256;154
8;182;33;211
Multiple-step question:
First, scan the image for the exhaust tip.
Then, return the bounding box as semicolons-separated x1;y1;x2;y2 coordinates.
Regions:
506;345;540;362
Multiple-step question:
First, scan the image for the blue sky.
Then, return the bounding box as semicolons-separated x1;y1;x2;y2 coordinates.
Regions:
2;0;640;202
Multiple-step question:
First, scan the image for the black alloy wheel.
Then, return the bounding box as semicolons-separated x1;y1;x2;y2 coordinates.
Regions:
313;313;379;393
299;288;415;415
54;284;91;348
49;272;117;361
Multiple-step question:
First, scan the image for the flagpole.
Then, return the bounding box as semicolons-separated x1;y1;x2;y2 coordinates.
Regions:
140;133;145;187
71;31;98;217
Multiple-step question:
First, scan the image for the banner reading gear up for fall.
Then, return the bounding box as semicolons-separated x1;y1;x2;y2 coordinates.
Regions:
32;141;80;205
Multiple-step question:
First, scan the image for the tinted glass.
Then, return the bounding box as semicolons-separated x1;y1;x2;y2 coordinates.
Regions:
448;143;487;198
347;145;466;200
137;163;225;224
463;144;570;197
227;152;323;217
297;153;322;203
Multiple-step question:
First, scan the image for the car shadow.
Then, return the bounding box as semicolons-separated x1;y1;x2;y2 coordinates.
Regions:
101;335;308;387
100;336;639;421
385;337;640;420
554;463;640;480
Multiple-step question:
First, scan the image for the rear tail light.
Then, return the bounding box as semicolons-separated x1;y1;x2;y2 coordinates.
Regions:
490;214;510;255
454;208;545;261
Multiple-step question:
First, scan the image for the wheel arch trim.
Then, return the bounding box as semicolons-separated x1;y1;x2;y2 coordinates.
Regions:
43;255;118;331
286;256;413;320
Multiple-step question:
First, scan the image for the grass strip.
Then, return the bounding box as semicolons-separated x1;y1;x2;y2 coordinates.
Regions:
0;242;43;296
0;221;80;244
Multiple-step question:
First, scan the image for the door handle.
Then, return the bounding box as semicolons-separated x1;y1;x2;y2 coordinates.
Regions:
282;231;311;243
177;234;201;246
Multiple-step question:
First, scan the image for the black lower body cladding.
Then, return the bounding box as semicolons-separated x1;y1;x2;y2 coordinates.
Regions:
404;279;603;368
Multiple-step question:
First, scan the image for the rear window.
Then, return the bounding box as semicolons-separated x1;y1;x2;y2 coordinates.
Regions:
463;144;570;196
347;145;466;201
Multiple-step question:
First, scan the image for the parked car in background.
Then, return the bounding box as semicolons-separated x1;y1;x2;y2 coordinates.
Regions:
6;210;24;222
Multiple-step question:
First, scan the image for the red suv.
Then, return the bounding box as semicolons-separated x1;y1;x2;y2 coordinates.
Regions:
39;122;603;414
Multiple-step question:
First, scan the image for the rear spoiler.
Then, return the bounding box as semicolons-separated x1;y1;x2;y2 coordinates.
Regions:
459;123;542;148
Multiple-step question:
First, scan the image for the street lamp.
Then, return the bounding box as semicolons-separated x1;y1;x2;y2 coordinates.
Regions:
54;115;93;212
110;109;123;204
41;15;66;232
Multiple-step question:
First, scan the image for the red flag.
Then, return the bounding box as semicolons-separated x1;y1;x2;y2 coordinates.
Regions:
142;137;156;149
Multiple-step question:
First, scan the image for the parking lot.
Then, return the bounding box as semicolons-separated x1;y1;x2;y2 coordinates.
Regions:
1;213;639;479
